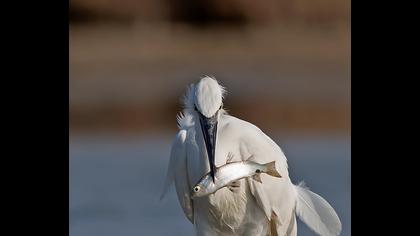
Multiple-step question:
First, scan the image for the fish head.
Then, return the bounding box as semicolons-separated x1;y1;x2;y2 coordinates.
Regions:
191;174;217;198
191;184;207;198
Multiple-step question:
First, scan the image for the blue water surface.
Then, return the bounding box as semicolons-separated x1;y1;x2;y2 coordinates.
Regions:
70;133;350;236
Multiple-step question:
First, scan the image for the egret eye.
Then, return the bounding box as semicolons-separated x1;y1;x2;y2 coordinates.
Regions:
194;186;201;192
219;105;222;110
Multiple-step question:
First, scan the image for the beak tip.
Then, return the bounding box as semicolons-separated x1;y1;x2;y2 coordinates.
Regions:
210;171;215;182
210;166;217;182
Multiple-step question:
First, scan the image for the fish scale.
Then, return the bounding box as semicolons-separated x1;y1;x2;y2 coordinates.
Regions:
192;160;281;198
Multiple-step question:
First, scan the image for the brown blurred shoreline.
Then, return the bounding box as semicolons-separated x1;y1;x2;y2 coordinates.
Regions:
70;0;350;135
70;101;349;134
70;24;349;134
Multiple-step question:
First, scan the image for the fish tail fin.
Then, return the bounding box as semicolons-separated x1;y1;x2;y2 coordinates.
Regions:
265;161;282;178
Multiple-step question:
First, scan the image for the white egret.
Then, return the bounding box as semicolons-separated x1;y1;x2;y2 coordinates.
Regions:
161;76;341;236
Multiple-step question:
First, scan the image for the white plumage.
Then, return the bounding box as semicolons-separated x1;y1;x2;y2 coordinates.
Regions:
161;76;341;236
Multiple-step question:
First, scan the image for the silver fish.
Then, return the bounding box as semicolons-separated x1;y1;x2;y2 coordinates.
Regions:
191;160;281;198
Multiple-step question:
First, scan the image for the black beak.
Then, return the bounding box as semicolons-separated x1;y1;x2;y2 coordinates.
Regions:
198;112;218;182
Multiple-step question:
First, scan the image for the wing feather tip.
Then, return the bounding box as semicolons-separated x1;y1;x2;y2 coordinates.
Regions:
294;183;342;236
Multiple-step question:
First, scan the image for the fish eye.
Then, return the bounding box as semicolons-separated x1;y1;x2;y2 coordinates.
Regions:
255;169;261;173
194;106;198;111
193;186;201;192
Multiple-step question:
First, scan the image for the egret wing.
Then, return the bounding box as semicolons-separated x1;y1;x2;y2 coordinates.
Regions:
161;130;194;223
294;183;342;236
234;119;296;234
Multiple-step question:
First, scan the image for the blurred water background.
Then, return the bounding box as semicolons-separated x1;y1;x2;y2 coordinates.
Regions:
69;1;350;235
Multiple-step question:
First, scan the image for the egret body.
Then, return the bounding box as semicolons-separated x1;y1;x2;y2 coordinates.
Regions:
162;76;341;236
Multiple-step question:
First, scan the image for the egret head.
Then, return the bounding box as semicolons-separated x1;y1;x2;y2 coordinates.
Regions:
194;76;224;117
193;76;225;182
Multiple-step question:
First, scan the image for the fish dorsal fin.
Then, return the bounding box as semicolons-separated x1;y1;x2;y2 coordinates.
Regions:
252;173;262;183
246;154;256;162
226;152;235;163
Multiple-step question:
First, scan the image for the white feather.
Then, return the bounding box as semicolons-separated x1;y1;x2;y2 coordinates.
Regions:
294;182;342;236
160;131;185;200
176;112;194;130
161;129;194;222
182;84;196;111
